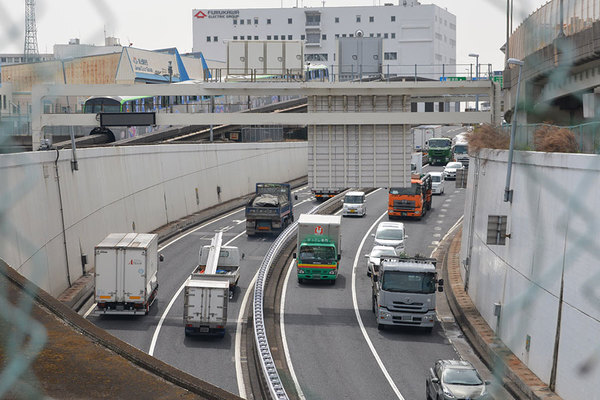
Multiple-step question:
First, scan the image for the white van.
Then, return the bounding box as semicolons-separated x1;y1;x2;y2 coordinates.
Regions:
429;171;445;195
342;191;367;217
372;221;406;253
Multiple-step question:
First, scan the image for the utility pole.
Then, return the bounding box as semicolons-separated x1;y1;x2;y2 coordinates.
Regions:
24;0;40;63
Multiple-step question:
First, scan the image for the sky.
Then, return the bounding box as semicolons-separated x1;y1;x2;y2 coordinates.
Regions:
0;0;549;71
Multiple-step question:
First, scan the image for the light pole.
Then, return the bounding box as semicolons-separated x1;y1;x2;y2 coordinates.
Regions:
504;57;524;203
469;53;479;111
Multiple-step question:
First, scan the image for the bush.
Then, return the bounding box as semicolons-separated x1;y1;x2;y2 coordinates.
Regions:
467;124;510;152
533;125;578;153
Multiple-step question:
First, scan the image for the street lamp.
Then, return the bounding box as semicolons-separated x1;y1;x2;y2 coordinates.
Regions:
469;53;480;111
504;57;524;203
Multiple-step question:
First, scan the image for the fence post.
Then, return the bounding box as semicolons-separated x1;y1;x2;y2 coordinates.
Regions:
414;64;417;82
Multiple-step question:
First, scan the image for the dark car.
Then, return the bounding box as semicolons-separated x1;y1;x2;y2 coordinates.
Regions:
426;359;490;400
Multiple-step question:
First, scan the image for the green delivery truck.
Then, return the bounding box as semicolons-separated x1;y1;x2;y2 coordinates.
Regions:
427;137;453;166
294;214;341;284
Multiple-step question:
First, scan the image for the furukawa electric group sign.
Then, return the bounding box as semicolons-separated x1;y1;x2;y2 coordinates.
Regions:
194;9;240;19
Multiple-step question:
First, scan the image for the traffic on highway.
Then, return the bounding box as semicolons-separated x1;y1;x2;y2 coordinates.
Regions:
84;151;515;399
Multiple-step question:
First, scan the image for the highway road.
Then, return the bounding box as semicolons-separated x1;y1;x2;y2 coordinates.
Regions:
84;124;515;399
87;185;317;396
282;165;468;400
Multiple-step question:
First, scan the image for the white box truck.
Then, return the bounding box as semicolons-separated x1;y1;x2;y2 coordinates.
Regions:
295;214;342;284
183;279;229;337
94;233;160;315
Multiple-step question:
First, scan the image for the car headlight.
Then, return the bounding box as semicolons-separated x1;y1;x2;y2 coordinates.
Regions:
298;269;305;274
329;270;336;275
379;310;391;319
442;386;456;398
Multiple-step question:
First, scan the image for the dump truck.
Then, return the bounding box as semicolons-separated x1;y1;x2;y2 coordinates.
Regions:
246;183;295;235
371;255;443;332
294;214;342;284
183;232;233;337
94;233;161;315
388;173;432;220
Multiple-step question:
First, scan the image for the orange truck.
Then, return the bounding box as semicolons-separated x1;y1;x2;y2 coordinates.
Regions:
388;173;432;220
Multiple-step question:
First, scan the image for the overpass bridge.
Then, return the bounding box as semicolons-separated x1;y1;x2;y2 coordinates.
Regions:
32;80;501;151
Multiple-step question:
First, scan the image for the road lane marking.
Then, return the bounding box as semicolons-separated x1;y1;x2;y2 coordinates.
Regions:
280;259;307;400
351;210;406;400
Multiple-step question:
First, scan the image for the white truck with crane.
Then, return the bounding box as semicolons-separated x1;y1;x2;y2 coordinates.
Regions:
183;232;242;337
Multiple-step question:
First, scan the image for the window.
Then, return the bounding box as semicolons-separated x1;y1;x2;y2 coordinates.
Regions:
369;16;374;22
435;33;443;40
267;35;272;40
335;17;339;23
0;57;6;62
376;33;381;37
370;33;374;37
342;34;346;37
449;39;456;47
391;16;396;22
435;53;443;61
288;35;293;40
335;34;339;38
301;34;305;40
233;36;238;40
267;18;271;24
247;19;251;24
240;36;244;40
349;34;354;37
206;36;211;42
240;19;245;25
306;32;320;43
384;52;397;60
274;35;279;40
322;34;327;40
233;19;237;25
254;17;258;24
255;36;259;40
391;32;396;39
450;23;456;30
306;14;320;25
305;53;328;61
487;216;508;245
384;33;388;39
356;15;361;23
288;18;293;24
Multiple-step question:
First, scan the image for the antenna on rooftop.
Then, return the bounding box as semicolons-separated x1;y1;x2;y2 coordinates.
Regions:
24;0;40;62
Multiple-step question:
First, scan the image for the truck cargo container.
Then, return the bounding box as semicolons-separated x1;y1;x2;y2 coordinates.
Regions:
183;279;228;337
94;233;160;315
295;214;342;284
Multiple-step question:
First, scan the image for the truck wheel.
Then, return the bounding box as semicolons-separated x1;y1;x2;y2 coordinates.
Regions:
371;296;376;313
246;231;255;236
298;277;304;284
377;323;385;331
424;326;433;334
329;279;335;286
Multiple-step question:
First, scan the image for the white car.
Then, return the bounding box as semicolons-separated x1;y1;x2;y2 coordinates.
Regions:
443;161;463;180
430;171;445;195
365;245;397;277
342;191;367;217
372;221;406;254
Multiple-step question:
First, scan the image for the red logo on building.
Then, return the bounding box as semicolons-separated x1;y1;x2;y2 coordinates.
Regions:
195;10;207;18
315;226;323;235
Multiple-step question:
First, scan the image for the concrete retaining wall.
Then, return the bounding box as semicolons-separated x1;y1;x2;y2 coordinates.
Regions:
0;142;307;297
460;149;600;400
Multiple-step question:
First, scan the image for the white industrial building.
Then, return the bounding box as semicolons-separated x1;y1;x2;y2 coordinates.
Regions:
192;1;456;79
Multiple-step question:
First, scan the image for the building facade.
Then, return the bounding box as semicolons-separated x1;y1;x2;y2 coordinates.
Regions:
192;1;456;78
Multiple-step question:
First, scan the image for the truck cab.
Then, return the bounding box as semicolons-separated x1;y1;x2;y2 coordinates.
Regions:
388;173;432;220
295;214;342;284
427;137;453;166
372;256;443;332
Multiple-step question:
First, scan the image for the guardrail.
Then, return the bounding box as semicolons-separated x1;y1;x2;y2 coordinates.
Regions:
252;192;347;399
